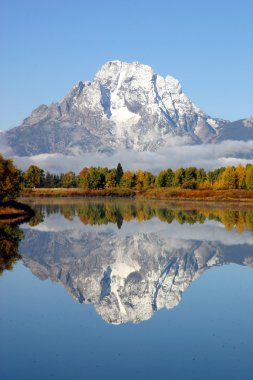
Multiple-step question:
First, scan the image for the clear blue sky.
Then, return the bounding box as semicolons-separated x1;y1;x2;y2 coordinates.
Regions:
1;0;253;130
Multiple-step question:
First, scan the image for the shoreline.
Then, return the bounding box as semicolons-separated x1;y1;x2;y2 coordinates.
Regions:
0;200;35;223
20;187;253;202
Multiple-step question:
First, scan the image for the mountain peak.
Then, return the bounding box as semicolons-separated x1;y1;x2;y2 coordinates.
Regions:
4;60;253;156
94;60;155;90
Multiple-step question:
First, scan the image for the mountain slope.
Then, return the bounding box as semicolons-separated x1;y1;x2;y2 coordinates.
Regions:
2;61;226;156
4;60;253;156
217;117;253;141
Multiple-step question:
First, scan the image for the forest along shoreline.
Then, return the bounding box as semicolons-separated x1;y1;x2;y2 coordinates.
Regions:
2;152;253;215
16;161;253;202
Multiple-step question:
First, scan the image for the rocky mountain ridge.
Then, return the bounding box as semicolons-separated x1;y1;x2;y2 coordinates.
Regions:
4;61;253;156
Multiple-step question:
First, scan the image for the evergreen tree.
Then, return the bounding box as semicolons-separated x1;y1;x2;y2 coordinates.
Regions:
116;163;123;185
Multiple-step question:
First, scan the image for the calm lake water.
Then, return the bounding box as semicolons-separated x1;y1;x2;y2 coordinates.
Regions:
1;198;253;380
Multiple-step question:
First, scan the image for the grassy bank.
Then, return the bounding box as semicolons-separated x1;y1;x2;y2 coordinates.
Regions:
21;188;135;198
138;188;253;201
20;187;253;202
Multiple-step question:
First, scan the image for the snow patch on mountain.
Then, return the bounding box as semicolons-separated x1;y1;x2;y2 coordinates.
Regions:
2;60;253;158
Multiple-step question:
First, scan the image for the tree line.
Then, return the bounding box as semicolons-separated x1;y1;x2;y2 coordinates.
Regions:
2;153;253;202
21;162;253;191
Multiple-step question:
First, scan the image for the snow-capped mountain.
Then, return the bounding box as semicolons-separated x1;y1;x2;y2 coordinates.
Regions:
4;60;253;156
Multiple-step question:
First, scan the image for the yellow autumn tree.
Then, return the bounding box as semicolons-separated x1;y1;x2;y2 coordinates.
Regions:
236;164;246;189
246;165;253;190
220;166;237;189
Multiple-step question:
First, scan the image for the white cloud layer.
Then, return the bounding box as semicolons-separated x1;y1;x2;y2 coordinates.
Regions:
11;139;253;173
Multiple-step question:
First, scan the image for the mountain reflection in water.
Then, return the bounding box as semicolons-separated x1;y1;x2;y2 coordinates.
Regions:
2;199;253;324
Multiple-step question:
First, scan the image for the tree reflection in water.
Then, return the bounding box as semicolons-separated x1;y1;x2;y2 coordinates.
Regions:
0;223;23;275
3;199;253;323
25;199;253;232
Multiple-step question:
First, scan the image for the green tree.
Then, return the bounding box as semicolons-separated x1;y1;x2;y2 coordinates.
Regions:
173;168;185;187
196;168;206;185
166;169;174;187
143;172;155;188
184;167;197;182
61;171;77;188
183;167;197;189
155;170;167;187
78;167;108;189
24;165;44;188
155;169;174;188
90;167;107;189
